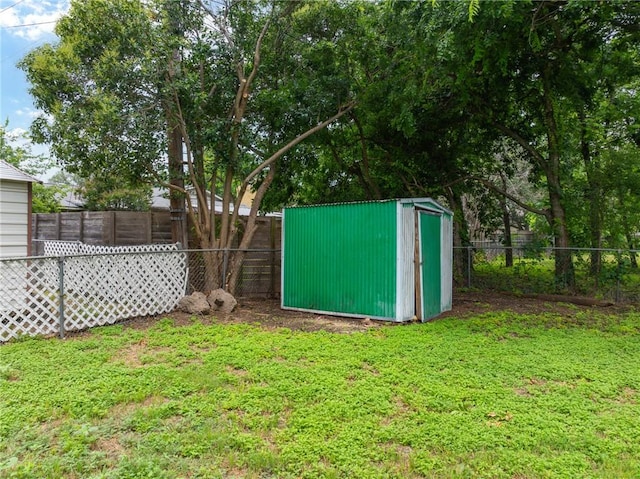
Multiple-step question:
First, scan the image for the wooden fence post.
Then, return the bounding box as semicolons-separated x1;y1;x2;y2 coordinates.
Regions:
270;217;276;297
79;212;84;243
55;213;61;240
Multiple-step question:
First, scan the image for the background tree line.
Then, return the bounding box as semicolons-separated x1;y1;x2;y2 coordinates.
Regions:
18;0;640;292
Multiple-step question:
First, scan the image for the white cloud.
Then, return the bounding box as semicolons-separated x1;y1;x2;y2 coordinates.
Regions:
0;0;69;41
15;107;42;119
7;126;28;139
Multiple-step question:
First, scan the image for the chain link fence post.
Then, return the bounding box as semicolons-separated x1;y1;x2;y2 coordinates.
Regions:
467;245;472;289
616;249;622;303
222;248;229;290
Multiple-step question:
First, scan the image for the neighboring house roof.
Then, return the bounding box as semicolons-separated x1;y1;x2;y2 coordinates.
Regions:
58;190;86;210
152;187;281;217
151;187;251;214
0;160;39;183
54;186;279;217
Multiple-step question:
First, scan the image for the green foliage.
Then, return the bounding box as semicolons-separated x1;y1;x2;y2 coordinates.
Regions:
1;312;640;477
0;121;65;213
15;0;640;284
18;0;166;185
30;184;63;213
471;250;640;301
78;176;152;211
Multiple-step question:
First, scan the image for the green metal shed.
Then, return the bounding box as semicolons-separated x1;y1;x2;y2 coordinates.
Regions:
281;198;453;322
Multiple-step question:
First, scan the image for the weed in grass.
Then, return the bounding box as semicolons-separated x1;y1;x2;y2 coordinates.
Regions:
0;364;19;381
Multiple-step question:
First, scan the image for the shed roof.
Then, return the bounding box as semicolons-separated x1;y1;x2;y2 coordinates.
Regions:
402;197;453;216
0;159;39;183
284;197;453;216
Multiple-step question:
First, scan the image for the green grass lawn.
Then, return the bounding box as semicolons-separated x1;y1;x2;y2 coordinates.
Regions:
1;310;639;478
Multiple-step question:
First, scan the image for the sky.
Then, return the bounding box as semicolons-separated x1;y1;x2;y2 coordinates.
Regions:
0;0;69;178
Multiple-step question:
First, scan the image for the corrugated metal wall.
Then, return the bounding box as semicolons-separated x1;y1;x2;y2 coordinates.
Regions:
282;201;398;319
396;203;416;321
440;212;453;311
418;210;442;320
283;198;453;321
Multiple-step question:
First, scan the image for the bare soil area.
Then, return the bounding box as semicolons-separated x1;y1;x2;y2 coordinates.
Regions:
118;290;624;334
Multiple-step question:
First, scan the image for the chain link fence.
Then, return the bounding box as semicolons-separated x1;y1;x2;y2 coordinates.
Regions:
1;243;281;342
185;248;281;297
7;240;636;342
1;243;188;342
454;245;640;303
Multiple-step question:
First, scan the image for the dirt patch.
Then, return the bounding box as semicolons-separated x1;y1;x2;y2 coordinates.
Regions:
112;339;173;367
73;290;624;336
115;339;148;367
439;290;610;318
108;395;169;419
126;298;382;334
93;436;125;458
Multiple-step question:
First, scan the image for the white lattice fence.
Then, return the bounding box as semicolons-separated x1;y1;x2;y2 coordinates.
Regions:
0;243;187;342
44;241;82;256
0;258;60;340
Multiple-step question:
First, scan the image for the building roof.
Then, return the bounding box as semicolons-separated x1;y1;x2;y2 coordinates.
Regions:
151;187;253;215
59;190;86;210
0;159;39;183
55;186;280;217
284;197;453;216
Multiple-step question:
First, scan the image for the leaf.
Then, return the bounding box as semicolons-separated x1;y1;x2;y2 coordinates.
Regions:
468;0;480;21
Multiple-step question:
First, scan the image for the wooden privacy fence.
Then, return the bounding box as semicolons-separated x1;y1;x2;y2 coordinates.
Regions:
0;242;187;342
32;211;282;298
31;211;173;254
32;211;281;254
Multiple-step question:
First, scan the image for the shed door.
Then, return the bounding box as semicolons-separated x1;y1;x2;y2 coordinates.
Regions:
418;211;441;321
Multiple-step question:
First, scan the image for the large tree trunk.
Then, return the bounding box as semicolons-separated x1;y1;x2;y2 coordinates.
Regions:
200;238;223;293
167;117;187;247
164;6;187;248
499;172;513;267
226;166;277;295
548;185;575;290
352;112;382;199
541;66;575;291
580;111;602;277
619;195;638;269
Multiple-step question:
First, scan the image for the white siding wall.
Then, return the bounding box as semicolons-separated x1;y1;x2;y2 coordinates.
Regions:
0;180;30;258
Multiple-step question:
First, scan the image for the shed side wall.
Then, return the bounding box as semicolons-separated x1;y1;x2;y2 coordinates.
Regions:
283;201;397;319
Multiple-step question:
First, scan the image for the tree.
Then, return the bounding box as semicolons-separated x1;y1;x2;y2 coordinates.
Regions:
164;0;355;292
20;0;167;186
20;0;354;293
423;0;640;290
0;121;64;213
272;1;640;290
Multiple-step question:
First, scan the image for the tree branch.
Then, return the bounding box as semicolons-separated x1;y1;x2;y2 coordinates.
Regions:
243;101;356;186
493;122;547;167
172;89;211;235
449;175;550;219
